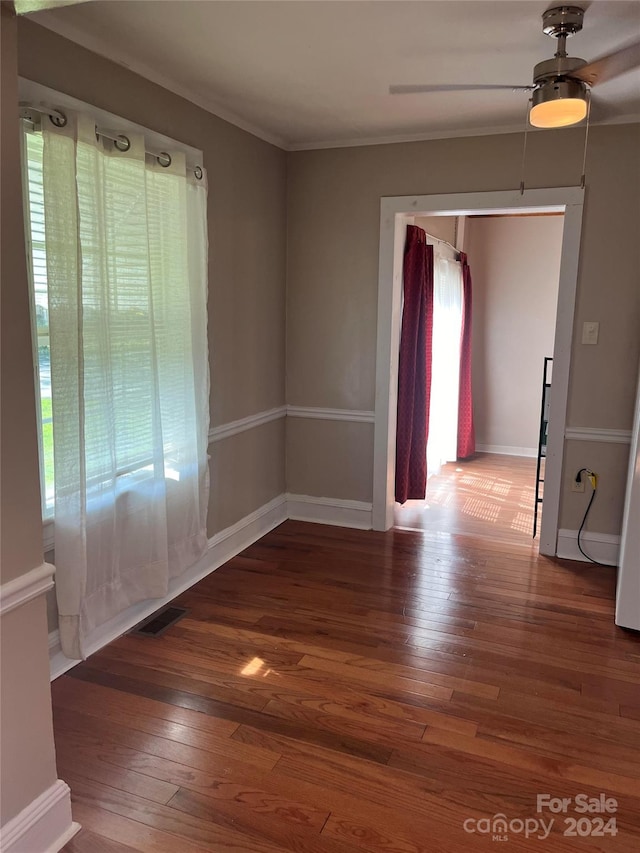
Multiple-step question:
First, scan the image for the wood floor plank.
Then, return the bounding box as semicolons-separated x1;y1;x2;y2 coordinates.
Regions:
62;828;139;853
53;706;280;775
421;727;640;797
52;674;240;739
166;787;358;853
63;774;291;853
65;801;220;853
57;475;640;852
56;749;179;805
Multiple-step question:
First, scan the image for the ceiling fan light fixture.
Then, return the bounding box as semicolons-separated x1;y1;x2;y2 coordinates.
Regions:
529;78;588;128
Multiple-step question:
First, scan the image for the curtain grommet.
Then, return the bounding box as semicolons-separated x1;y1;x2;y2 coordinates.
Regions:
114;135;131;153
158;152;172;168
194;166;203;180
49;111;67;128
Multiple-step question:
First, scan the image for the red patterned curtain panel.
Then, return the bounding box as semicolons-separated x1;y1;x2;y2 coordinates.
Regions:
395;226;434;504
457;251;476;459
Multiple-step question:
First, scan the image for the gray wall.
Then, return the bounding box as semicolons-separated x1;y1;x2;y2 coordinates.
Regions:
1;6;59;827
286;124;640;534
466;214;563;453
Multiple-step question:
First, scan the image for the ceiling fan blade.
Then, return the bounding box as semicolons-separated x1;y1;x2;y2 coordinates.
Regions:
389;84;533;95
573;40;640;87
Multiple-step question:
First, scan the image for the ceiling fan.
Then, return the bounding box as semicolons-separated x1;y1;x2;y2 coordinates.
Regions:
390;5;640;128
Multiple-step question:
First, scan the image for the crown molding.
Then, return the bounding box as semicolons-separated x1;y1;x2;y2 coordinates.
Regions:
29;11;287;150
286;114;640;151
288;121;531;151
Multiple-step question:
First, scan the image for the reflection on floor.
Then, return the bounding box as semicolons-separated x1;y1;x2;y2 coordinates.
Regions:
57;520;638;853
395;453;539;546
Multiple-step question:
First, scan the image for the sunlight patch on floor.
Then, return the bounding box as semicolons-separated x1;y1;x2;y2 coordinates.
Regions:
425;489;454;507
460;475;496;491
462;497;501;523
491;480;511;497
510;511;533;534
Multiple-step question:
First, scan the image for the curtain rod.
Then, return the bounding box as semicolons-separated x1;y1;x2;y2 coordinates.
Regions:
19;103;204;180
423;230;460;259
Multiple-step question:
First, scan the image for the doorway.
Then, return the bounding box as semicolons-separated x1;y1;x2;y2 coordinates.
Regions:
372;188;585;557
394;211;564;546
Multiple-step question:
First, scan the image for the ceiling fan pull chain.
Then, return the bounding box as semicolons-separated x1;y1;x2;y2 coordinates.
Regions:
580;91;591;189
519;99;532;195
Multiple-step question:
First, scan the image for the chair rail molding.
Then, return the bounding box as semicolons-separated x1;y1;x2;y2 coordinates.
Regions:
0;562;54;617
287;406;375;423
208;405;286;443
565;427;633;444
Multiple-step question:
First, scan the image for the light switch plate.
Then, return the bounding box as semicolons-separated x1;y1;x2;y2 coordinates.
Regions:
582;321;599;345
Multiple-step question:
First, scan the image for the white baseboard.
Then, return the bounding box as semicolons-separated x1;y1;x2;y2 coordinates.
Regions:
557;528;620;567
0;779;79;853
49;494;288;679
286;493;373;529
476;444;537;458
208;493;287;554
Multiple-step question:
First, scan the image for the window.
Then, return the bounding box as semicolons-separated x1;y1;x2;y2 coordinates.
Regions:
24;131;54;517
21;95;210;659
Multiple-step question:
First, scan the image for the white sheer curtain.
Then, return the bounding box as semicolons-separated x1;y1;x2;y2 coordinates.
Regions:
427;252;464;477
32;112;209;659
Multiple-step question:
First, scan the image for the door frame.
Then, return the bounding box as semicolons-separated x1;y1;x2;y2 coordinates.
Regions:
372;187;585;556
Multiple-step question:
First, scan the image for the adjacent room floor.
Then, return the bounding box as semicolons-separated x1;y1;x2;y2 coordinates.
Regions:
395;453;540;547
58;519;640;852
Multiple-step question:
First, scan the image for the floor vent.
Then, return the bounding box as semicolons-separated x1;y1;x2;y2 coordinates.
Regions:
132;606;188;637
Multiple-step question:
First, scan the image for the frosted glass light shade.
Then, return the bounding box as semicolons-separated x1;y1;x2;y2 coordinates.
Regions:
530;98;587;128
530;79;588;128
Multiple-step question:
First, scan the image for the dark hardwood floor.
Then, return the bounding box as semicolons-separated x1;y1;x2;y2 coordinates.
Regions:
58;514;640;852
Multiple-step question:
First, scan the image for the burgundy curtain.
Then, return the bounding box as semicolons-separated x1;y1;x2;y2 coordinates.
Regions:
457;251;475;459
395;226;434;504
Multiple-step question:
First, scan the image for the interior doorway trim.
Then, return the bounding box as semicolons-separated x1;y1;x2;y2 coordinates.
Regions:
373;187;585;556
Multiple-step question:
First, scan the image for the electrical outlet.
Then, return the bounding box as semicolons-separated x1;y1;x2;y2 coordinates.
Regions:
572;478;585;493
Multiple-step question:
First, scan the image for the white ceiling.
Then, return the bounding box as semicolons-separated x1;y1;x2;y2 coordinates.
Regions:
30;1;640;150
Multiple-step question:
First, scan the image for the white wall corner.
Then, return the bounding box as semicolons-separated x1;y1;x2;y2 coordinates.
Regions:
556;529;620;567
286;494;373;530
0;779;79;853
